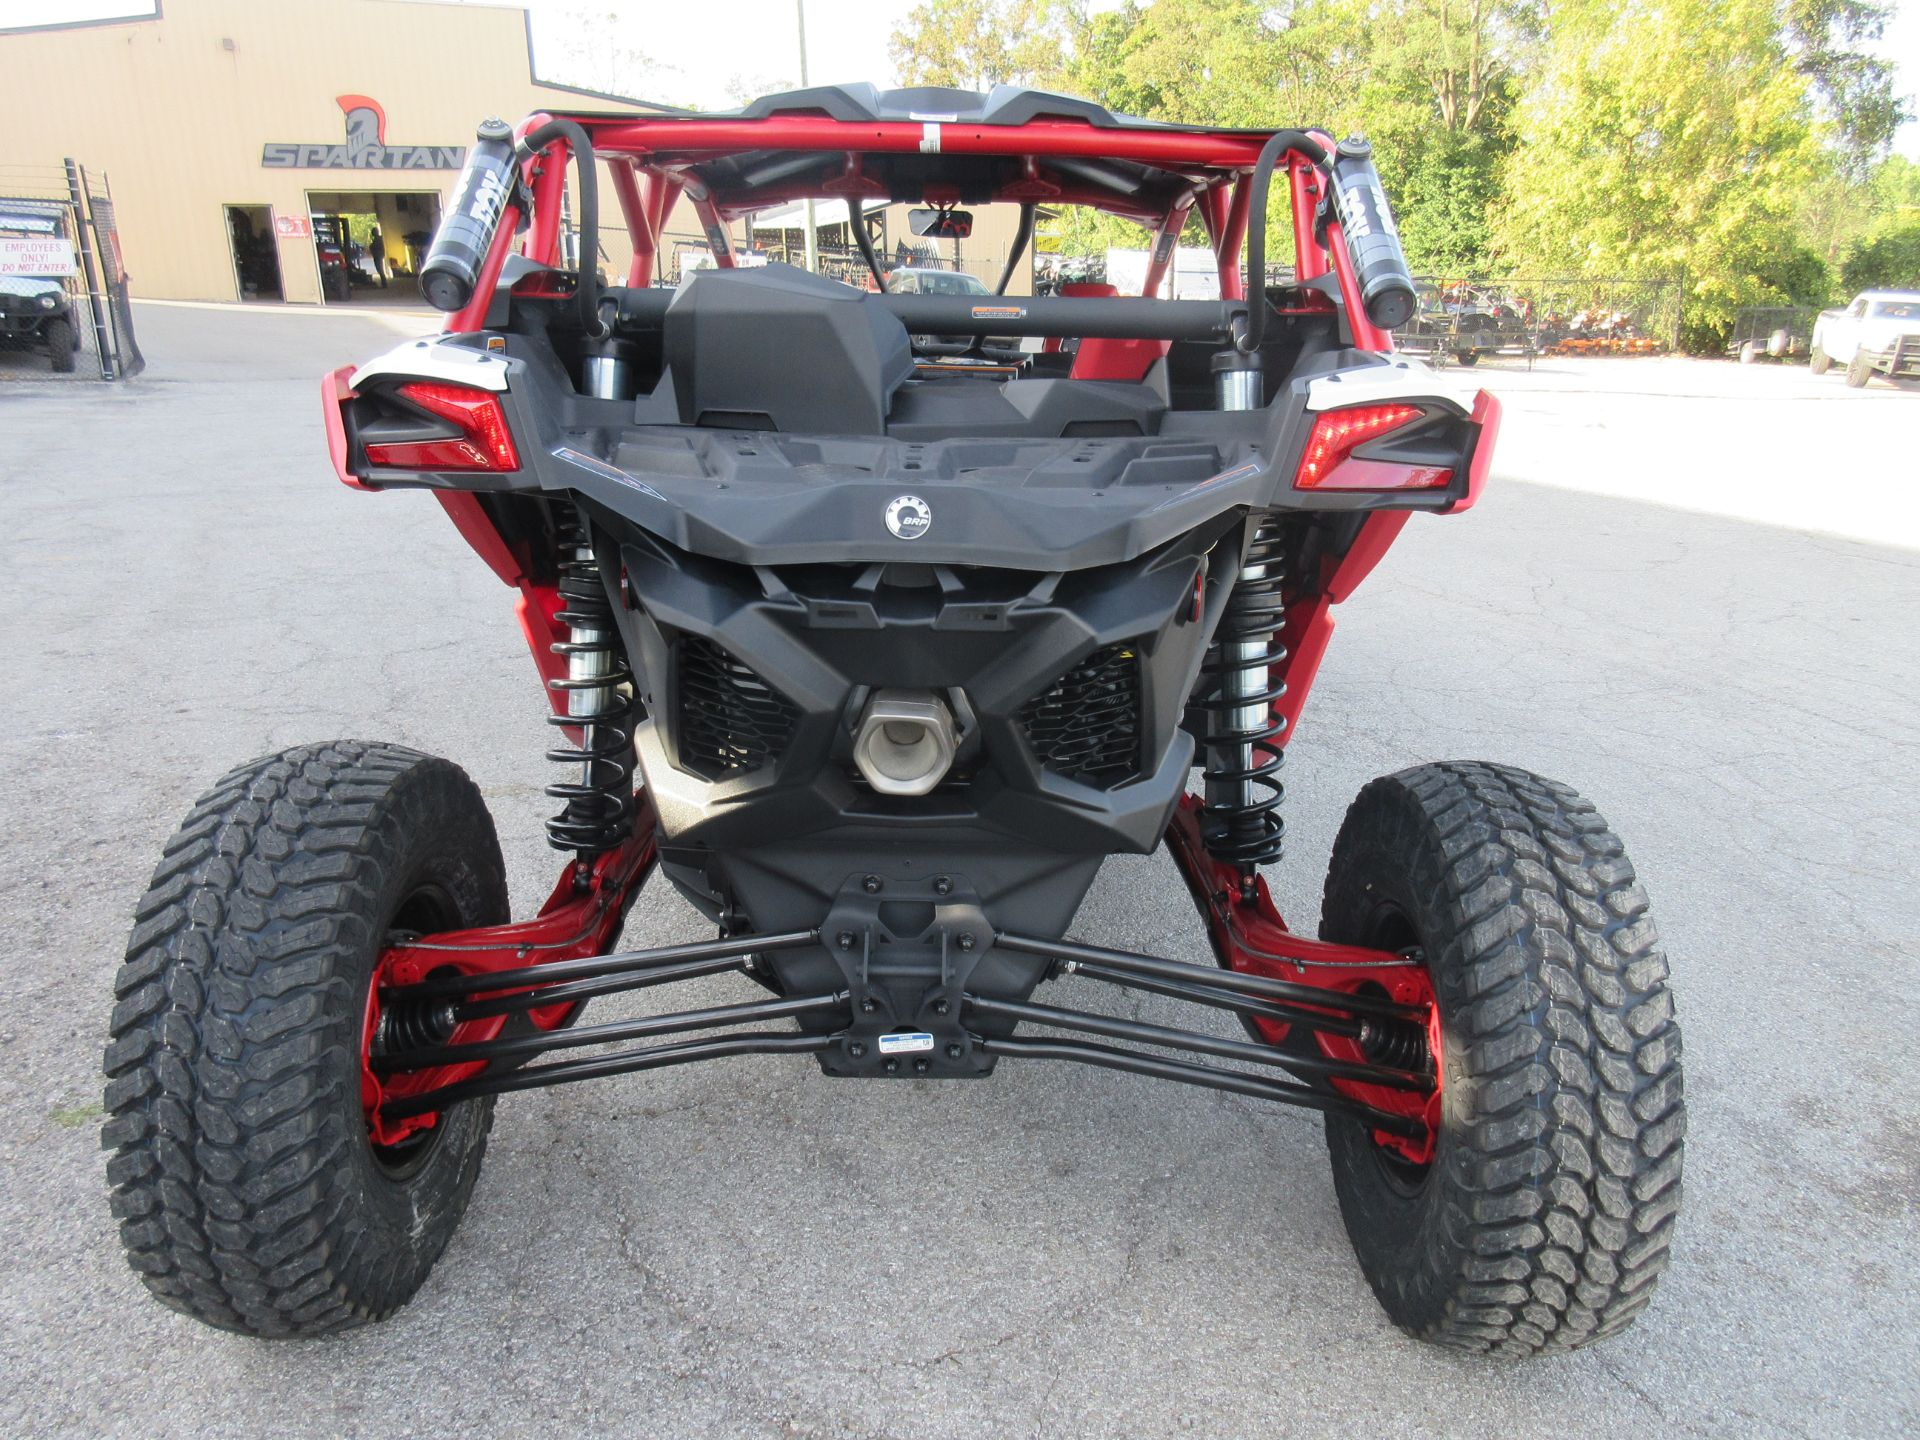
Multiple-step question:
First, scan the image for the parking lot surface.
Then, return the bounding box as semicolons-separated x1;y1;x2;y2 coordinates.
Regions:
1;304;1915;1438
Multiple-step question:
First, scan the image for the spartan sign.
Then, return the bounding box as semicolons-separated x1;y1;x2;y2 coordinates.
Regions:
261;95;467;170
340;96;383;164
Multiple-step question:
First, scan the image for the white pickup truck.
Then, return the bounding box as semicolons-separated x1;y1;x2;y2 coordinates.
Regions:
1811;290;1920;388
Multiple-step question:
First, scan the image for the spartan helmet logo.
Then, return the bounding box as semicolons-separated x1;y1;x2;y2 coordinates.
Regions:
337;94;388;164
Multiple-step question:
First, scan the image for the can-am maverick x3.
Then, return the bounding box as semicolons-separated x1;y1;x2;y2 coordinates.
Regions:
105;85;1683;1354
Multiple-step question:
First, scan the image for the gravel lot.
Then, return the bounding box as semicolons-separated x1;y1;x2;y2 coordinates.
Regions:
2;304;1915;1438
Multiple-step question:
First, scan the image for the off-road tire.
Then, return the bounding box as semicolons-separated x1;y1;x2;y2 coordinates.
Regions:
1319;762;1684;1356
102;741;510;1336
1808;344;1830;375
45;316;76;373
1845;349;1872;387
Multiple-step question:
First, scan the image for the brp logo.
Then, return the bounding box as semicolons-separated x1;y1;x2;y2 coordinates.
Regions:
885;495;932;540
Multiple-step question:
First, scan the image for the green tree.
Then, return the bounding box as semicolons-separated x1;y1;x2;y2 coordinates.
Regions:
1841;220;1920;290
1347;1;1540;273
1059;0;1372;128
1837;160;1920;289
1784;0;1910;176
887;0;1539;275
887;0;1085;91
1372;0;1543;136
1493;0;1825;348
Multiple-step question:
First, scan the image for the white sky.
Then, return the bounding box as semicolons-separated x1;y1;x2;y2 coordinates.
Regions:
3;0;1916;153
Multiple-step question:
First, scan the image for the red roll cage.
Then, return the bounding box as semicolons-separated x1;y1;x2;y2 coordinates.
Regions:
333;103;1460;1169
446;109;1394;354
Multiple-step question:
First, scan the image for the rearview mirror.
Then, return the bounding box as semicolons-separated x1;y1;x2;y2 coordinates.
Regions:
908;207;973;240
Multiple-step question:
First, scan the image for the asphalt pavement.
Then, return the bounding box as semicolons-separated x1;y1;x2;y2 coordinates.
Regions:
1;303;1915;1437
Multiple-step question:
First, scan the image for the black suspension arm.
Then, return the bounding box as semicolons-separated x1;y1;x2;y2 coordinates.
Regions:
965;994;1430;1090
451;953;751;1022
376;992;848;1072
976;1036;1424;1137
384;929;819;1002
994;932;1426;1025
1069;961;1365;1038
381;1032;834;1120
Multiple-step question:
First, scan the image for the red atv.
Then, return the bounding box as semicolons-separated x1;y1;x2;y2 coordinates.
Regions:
104;86;1683;1353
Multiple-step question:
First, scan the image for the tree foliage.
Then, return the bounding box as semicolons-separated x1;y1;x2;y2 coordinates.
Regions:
888;0;1085;92
1490;0;1833;344
1841;220;1920;290
886;0;1918;337
1784;0;1910;175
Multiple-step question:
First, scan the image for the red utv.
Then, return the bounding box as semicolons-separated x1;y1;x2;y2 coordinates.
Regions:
105;85;1683;1354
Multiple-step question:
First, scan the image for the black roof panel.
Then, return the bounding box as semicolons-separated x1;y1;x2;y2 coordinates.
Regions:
732;83;1178;131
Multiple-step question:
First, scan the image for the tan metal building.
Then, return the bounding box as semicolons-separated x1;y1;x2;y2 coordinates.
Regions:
0;0;1034;306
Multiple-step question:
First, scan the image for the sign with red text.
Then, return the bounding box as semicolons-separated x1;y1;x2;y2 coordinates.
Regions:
0;236;77;277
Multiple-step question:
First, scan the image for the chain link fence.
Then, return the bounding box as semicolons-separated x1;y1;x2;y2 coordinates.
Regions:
1034;256;1684;366
1399;277;1682;368
0;160;142;382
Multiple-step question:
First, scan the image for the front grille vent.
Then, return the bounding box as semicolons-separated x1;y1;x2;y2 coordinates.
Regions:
1018;642;1143;789
674;636;800;780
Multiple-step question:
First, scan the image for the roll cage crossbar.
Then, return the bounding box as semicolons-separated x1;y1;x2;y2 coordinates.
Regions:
611;285;1256;340
431;108;1393;352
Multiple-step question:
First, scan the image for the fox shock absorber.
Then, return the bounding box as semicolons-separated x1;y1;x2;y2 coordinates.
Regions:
1200;346;1287;880
1198;519;1289;879
544;507;637;867
1325;136;1417;331
420;118;521;313
421;115;608;345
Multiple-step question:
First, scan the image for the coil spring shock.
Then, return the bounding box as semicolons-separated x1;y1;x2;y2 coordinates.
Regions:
374;996;458;1058
1359;1014;1433;1073
544;508;638;862
1198;517;1290;876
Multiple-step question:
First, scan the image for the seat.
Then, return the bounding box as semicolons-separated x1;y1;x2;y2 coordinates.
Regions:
1041;281;1170;384
1041;281;1119;355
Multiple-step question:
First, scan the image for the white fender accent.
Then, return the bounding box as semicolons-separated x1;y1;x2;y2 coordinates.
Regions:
1305;360;1472;415
350;336;511;393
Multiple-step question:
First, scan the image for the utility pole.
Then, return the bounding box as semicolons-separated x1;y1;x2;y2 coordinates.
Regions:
796;0;817;275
